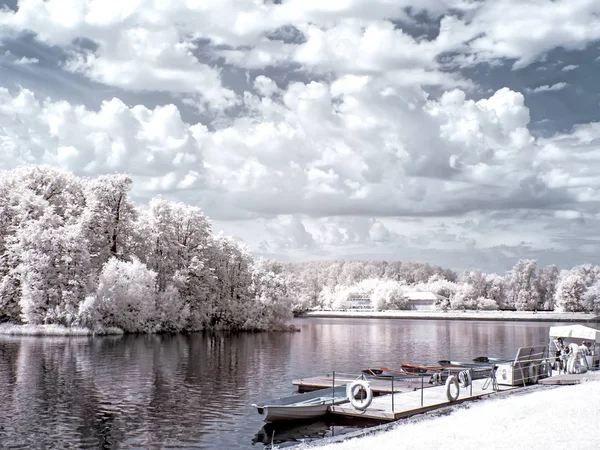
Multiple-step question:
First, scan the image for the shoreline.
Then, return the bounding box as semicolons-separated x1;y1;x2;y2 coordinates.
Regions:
300;310;600;323
305;375;600;449
0;323;124;336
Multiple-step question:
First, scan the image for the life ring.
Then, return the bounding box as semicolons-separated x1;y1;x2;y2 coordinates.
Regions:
445;375;460;402
458;370;471;388
528;363;539;383
346;380;373;411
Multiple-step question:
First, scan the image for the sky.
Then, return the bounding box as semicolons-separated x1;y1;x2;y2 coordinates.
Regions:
1;0;600;273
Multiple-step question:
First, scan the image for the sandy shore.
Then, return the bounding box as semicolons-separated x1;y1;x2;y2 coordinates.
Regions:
301;310;600;322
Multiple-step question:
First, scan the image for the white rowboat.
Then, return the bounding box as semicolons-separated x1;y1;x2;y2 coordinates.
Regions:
252;385;349;422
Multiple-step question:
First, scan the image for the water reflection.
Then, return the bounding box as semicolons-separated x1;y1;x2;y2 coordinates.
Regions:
0;319;565;449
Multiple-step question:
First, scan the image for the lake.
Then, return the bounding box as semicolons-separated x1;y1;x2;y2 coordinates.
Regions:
0;318;562;448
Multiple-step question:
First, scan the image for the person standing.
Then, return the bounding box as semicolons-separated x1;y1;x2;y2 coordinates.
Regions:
579;341;591;371
567;342;580;374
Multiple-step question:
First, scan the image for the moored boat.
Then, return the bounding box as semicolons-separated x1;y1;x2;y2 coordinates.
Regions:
252;385;349;423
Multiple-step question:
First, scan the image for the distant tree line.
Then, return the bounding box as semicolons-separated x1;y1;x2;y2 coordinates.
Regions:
0;166;295;332
284;259;600;313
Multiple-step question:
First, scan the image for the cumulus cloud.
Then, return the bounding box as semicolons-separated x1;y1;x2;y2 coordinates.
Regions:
1;1;600;270
264;215;315;250
0;81;576;220
445;0;600;69
0;88;204;194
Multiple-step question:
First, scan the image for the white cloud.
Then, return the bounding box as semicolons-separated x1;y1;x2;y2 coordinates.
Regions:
264;215;315;250
0;81;568;220
1;0;598;105
528;82;568;93
0;88;204;194
2;1;600;270
2;50;38;65
14;56;39;65
448;0;600;69
562;64;579;71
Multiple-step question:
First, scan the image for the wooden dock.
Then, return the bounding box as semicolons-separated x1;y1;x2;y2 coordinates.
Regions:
538;372;600;385
328;378;518;421
293;374;433;395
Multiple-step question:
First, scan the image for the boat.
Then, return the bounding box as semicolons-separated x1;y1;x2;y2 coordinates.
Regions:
363;365;443;377
399;363;444;374
437;360;498;381
252;385;349;423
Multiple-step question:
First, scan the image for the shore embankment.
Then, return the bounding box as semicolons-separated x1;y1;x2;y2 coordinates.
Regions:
301;310;600;322
304;374;600;449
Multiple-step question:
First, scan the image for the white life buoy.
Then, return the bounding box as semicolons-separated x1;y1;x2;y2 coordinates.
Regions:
458;370;471;388
445;375;460;402
346;380;373;411
528;363;539;383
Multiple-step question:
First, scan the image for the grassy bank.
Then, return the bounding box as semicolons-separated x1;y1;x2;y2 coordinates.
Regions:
0;323;124;336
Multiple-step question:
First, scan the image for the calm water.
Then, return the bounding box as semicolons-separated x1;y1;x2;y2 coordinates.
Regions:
0;318;563;449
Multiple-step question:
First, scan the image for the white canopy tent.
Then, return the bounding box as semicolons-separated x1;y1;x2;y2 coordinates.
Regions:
548;325;600;344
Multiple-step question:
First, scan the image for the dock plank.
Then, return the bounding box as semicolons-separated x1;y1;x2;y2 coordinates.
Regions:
329;378;517;421
538;372;600;385
293;374;432;395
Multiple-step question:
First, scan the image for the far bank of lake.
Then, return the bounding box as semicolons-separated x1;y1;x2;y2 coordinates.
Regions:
302;310;600;322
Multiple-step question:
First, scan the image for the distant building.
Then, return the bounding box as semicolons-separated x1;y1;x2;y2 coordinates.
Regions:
402;291;447;311
343;293;373;311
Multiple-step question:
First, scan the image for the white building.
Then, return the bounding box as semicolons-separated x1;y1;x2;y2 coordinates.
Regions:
402;291;447;311
343;294;373;311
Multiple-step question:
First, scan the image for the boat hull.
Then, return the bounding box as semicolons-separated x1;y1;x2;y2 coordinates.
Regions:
263;403;331;422
253;385;348;423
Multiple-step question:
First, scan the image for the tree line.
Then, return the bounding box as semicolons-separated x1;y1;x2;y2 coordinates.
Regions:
284;259;600;313
0;166;294;332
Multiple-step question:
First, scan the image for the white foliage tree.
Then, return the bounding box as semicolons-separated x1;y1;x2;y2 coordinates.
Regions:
537;265;559;310
371;280;410;311
80;174;137;274
156;283;190;333
15;211;91;325
138;198;213;330
450;283;477;310
554;270;587;312
583;280;600;313
249;259;295;330
86;257;157;332
506;259;540;311
0;166;87;322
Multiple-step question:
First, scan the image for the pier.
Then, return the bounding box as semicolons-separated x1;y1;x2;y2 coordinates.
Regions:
328;377;517;421
293;373;433;395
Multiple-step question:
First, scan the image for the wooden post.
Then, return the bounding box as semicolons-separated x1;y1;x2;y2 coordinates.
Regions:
391;376;395;412
470;369;472;396
332;371;335;405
